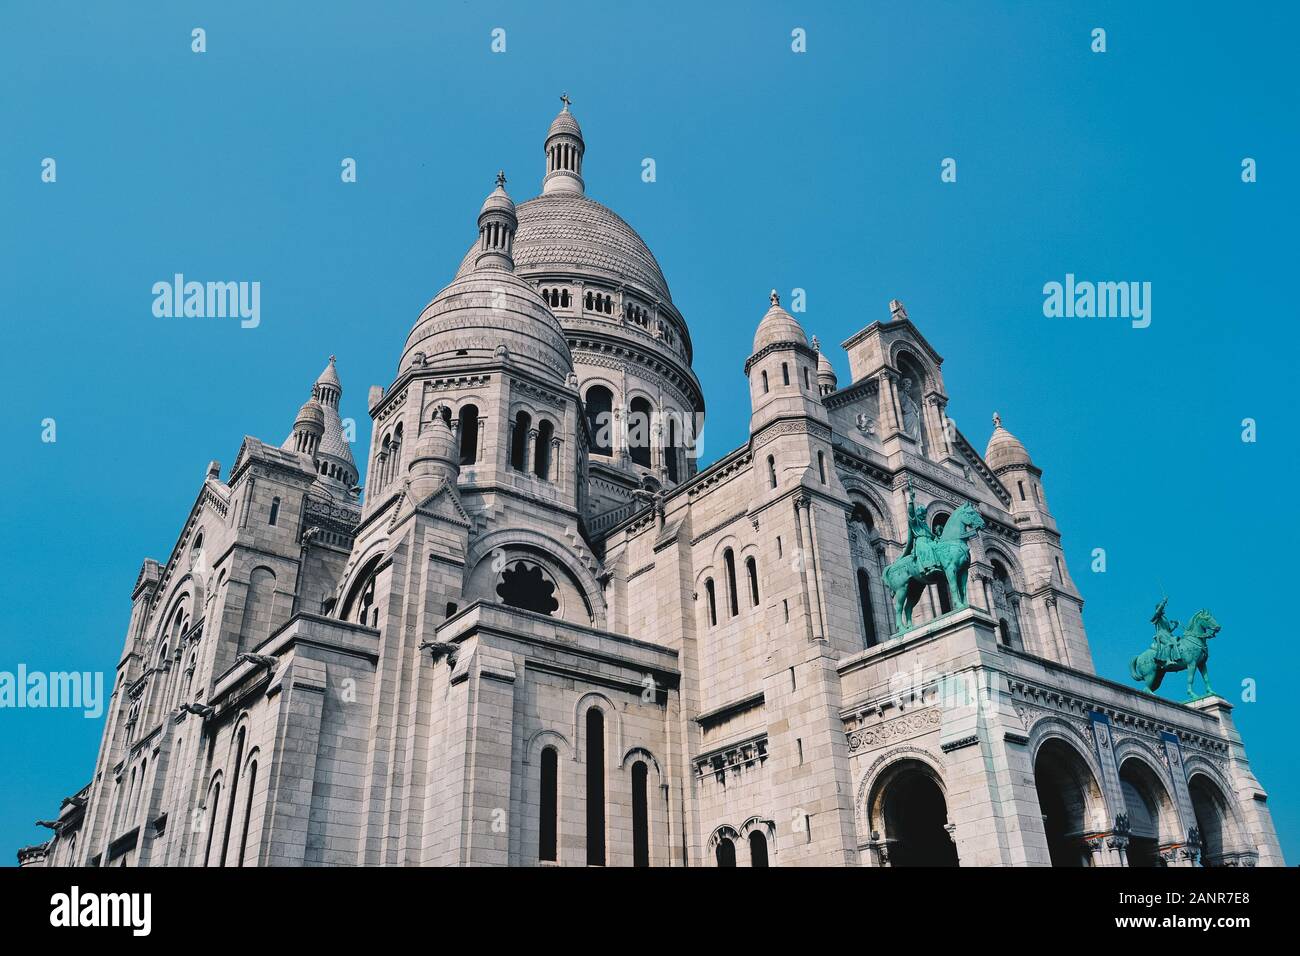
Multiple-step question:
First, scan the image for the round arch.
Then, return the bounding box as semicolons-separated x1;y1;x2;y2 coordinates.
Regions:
1032;735;1107;866
1186;770;1246;866
465;529;607;629
1118;753;1181;866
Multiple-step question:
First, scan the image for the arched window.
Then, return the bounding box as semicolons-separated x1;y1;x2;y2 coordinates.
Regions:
585;386;613;456
930;513;952;614
585;291;593;310
761;370;769;393
817;451;827;484
749;831;769;867
723;549;739;617
268;497;280;526
219;727;247;866
390;421;403;478
340;555;382;627
857;569;878;647
534;420;554;479
560;289;570;308
803;366;811;390
628;397;653;468
782;362;790;386
510;410;531;470
998;618;1011;645
746;557;760;607
767;455;777;489
664;416;680;483
379;433;392;485
715;837;737;867
237;759;258;867
631;760;650;867
458;405;479;465
238;567;277;653
539;746;558;862
704;579;717;627
586;708;605;866
202;780;222;867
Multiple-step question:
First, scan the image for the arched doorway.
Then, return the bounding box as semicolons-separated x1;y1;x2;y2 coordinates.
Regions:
1032;738;1104;866
1119;757;1178;867
871;760;958;867
1188;773;1243;867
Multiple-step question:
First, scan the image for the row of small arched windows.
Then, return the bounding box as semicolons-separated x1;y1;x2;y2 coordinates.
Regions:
703;549;760;627
585;290;614;314
715;830;770;867
765;451;828;489
509;410;557;480
202;725;259;868
537;708;652;866
760;361;813;394
541;287;570;309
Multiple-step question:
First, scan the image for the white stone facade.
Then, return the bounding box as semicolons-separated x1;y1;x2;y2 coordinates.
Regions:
23;104;1283;869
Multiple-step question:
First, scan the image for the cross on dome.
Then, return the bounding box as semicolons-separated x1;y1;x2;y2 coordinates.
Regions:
560;92;571;110
770;289;780;306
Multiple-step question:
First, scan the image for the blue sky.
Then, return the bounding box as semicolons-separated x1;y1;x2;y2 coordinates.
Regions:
2;1;1296;864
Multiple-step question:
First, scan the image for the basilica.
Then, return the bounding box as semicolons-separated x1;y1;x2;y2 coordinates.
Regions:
21;101;1283;868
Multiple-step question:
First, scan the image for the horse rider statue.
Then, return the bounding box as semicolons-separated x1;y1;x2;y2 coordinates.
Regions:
1150;597;1179;670
902;481;942;577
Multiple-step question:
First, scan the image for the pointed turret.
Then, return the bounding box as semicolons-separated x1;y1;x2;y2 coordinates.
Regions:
285;356;358;493
813;335;837;396
542;92;585;195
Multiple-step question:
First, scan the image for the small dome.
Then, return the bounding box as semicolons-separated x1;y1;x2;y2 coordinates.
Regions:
295;398;325;431
547;104;583;141
401;270;574;385
985;412;1034;472
479;171;517;218
415;410;459;464
817;347;836;381
753;290;809;353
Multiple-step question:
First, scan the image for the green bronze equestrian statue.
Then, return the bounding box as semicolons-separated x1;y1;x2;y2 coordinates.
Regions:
1130;600;1220;699
883;484;986;633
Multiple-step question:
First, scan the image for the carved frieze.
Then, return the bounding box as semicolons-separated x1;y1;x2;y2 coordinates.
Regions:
846;708;941;755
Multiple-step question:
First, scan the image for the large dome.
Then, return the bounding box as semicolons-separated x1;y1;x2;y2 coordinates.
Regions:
401;269;574;385
457;192;672;304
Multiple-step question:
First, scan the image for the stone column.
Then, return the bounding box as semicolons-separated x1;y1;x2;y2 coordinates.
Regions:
877;371;902;435
524;427;537;476
922;395;949;459
795;496;826;642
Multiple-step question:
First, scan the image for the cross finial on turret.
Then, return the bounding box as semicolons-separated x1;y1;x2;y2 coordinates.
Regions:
769;289;780;306
560;92;571;110
496;169;507;188
992;411;1002;428
329;354;336;364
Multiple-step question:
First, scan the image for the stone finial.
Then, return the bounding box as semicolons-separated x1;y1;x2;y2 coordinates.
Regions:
811;334;821;352
889;299;907;321
206;460;221;479
992;411;1002;428
496;169;506;188
769;289;780;306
